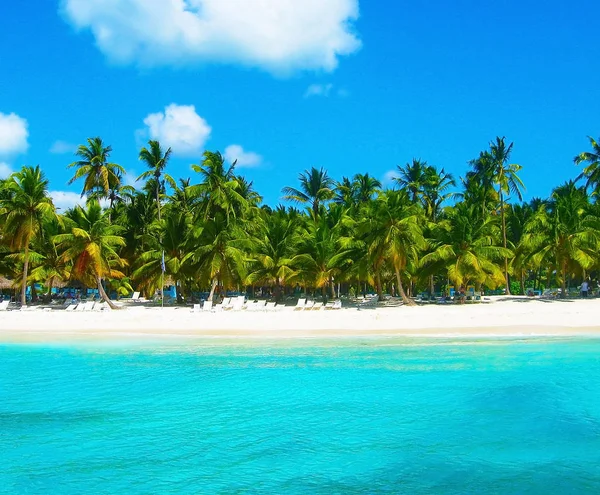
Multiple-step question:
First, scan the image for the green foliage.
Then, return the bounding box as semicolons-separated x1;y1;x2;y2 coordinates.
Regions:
2;135;600;307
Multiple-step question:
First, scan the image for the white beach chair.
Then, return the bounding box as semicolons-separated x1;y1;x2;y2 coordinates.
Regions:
65;303;77;311
85;301;96;311
304;300;315;310
214;297;231;311
253;300;267;311
312;302;324;310
202;300;213;312
357;295;379;309
191;303;201;313
0;300;9;311
94;301;106;311
76;302;87;311
231;296;246;311
294;298;307;311
265;302;277;311
325;300;342;310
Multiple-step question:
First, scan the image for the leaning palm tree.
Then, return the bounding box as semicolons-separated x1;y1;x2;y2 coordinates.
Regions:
54;200;126;309
574;135;600;192
1;166;55;305
488;137;525;295
359;190;425;304
68;137;125;200
282;167;336;218
137;140;174;221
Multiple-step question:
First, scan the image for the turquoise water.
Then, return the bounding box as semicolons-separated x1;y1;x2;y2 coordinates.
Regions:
2;338;600;494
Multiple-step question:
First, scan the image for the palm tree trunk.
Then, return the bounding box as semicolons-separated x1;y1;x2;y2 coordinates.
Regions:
208;278;218;302
97;276;118;309
520;273;525;296
395;265;415;306
21;245;29;306
429;275;434;296
375;271;383;301
560;262;567;299
500;189;511;295
156;182;161;221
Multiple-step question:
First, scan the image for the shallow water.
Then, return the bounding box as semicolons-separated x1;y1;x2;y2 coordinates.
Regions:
1;337;600;494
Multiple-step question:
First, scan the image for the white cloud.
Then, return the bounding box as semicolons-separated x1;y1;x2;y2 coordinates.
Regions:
140;104;211;156
383;170;400;186
224;144;262;168
50;191;110;210
123;169;139;187
304;83;334;98
50;191;87;210
0;162;13;179
50;140;77;154
61;0;361;74
0;112;29;156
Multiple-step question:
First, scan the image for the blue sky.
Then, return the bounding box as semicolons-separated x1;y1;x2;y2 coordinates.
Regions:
1;0;599;209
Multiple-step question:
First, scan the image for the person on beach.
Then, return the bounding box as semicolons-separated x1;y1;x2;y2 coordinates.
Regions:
581;279;589;298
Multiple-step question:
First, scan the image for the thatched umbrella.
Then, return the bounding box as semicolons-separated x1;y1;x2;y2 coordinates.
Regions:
0;276;14;290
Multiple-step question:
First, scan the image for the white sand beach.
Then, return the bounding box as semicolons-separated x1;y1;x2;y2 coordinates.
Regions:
1;296;599;343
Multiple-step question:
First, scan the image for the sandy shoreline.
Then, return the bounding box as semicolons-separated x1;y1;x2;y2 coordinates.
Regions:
1;296;599;343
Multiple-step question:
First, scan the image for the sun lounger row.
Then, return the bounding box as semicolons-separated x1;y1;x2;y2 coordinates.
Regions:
190;297;343;313
293;298;342;310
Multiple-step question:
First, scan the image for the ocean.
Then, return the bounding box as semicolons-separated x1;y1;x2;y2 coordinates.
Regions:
1;337;600;494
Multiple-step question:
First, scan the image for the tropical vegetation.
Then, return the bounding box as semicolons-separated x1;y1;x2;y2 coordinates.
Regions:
2;135;600;307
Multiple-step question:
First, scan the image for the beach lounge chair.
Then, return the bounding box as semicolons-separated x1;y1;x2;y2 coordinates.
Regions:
128;291;141;302
325;300;342;310
65;303;77;311
0;300;9;311
84;301;96;311
265;302;277;311
294;298;307;311
357;295;379;309
231;296;246;311
94;301;106;311
312;302;325;310
191;303;201;313
252;300;267;311
76;302;87;311
214;297;231;311
202;300;213;312
304;300;315;310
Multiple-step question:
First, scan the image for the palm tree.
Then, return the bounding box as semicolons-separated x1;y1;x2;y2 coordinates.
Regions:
352;173;382;205
393;159;428;202
188;211;249;302
282;167;336;218
137;140;174;221
359;190;425;304
246;208;299;301
423;202;511;290
1;166;55;305
133;210;193;302
27;217;70;301
189;151;246;220
574;136;600;192
422;166;456;222
54;200;126;309
521;182;600;298
293;204;350;298
68;137;125;199
489;137;525;295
